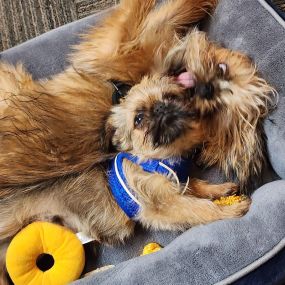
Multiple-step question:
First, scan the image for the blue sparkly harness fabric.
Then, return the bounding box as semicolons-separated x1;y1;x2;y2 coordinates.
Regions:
108;152;191;219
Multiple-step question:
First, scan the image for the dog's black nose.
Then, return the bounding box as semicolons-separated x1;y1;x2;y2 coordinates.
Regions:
196;82;215;99
153;102;167;114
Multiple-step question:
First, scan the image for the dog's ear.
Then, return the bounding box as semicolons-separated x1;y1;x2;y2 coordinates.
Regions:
200;75;275;188
200;114;265;189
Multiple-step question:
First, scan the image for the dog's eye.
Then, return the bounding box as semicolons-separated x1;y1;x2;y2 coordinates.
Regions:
134;112;144;127
218;63;228;77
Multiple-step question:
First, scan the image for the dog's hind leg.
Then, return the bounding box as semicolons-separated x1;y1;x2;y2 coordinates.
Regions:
0;195;30;285
142;0;217;33
70;0;157;74
0;185;81;282
0;241;10;285
70;0;217;81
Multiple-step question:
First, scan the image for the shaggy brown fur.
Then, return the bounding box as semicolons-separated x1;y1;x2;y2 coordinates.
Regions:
0;0;216;189
156;31;275;185
0;86;250;283
0;0;274;283
0;0;220;282
0;64;114;189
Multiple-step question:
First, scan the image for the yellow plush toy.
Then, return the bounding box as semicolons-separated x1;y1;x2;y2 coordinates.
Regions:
6;196;245;285
213;195;247;206
6;222;85;285
141;242;162;255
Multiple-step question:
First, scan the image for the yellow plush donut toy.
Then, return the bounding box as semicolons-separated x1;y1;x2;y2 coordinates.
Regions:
6;222;85;285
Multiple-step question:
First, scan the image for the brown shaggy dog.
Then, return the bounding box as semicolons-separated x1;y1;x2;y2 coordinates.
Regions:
0;0;217;188
0;0;219;282
0;70;251;285
0;0;274;283
160;31;275;185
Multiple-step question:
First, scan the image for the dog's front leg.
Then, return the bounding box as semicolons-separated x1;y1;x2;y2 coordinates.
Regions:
187;179;238;199
123;160;250;231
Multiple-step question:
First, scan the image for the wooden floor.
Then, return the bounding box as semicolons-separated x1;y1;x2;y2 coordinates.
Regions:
0;0;119;51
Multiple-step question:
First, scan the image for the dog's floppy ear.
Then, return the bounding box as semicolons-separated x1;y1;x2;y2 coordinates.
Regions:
200;75;275;188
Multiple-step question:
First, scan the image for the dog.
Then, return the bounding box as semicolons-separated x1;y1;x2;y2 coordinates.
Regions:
0;0;272;189
0;0;219;282
160;31;275;186
0;0;274;282
0;72;251;284
0;0;217;188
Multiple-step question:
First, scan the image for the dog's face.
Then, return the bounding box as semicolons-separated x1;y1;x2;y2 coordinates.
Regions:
162;31;274;183
165;31;271;118
109;31;274;184
108;76;205;160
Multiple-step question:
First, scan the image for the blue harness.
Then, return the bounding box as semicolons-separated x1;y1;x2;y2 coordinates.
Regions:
108;152;191;219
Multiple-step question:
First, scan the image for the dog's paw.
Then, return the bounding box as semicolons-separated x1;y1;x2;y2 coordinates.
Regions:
221;197;251;218
206;182;238;199
219;182;238;197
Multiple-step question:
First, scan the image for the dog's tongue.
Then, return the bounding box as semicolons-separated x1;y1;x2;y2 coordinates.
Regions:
176;71;196;88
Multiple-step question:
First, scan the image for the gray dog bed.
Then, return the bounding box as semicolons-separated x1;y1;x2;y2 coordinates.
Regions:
1;0;285;284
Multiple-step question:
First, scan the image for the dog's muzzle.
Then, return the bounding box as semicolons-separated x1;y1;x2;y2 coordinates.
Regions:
195;82;215;100
175;71;215;100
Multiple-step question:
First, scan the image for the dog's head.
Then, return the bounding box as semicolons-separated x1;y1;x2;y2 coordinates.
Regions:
108;31;274;185
108;75;205;160
163;31;275;184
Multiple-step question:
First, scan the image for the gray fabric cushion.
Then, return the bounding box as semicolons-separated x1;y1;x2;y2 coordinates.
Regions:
74;180;285;285
1;0;285;284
